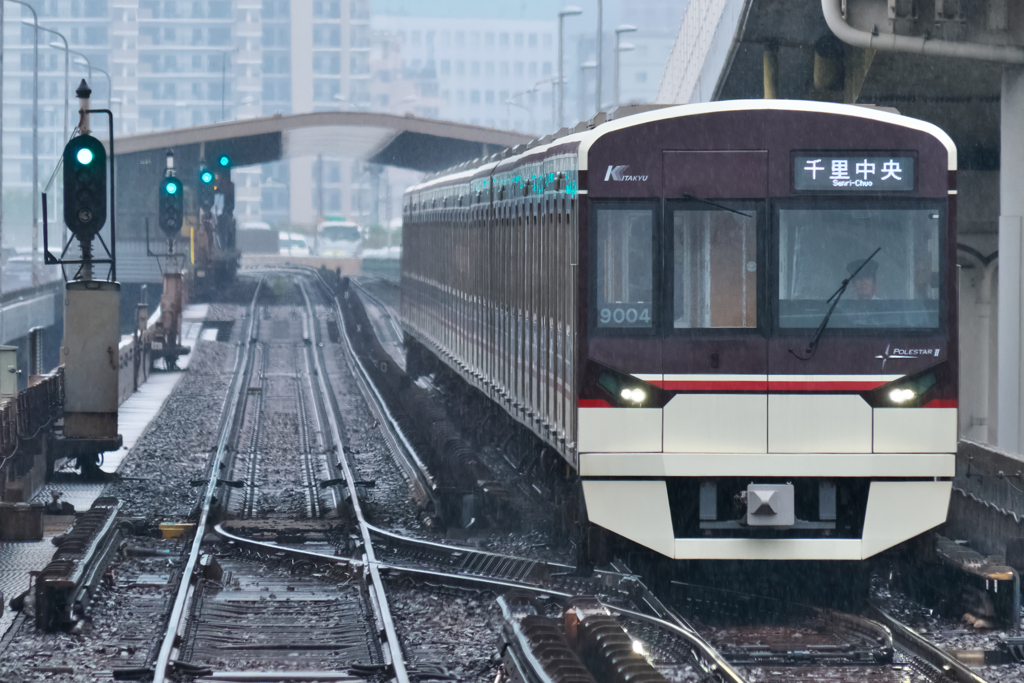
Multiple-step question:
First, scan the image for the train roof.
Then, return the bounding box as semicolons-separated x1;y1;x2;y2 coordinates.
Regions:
408;99;956;195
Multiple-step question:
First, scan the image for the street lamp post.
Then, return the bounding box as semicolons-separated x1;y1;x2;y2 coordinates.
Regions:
579;61;596;122
71;54;112;109
1;1;4;304
110;97;123;134
31;23;70;285
9;2;39;285
595;0;602;115
557;6;582;130
26;21;68;147
614;25;637;109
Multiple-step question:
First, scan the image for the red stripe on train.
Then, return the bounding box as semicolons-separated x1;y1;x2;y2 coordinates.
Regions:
652;380;890;392
767;381;889;392
578;399;612;408
657;381;769;391
923;399;958;408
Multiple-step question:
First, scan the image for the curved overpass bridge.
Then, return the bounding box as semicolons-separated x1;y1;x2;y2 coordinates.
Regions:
110;111;533;282
112;110;532;172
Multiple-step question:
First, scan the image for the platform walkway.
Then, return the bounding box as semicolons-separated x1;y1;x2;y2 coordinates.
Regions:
0;304;207;638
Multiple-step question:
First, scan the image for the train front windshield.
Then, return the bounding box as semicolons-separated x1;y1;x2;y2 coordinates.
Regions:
777;205;942;330
592;200;944;334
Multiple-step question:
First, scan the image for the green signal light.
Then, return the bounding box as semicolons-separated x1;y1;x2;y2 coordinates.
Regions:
76;148;94;165
201;171;214;183
218;155;230;167
164;181;178;195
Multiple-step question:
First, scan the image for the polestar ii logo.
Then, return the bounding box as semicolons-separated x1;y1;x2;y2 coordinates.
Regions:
875;344;941;369
604;165;648;182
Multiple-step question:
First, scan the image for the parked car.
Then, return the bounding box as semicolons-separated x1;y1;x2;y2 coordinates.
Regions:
278;232;311;257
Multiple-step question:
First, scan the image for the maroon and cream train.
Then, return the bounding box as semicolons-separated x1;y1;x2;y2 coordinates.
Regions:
400;100;957;561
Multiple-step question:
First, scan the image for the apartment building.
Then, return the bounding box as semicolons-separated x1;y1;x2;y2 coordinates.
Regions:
370;4;558;134
1;0;374;243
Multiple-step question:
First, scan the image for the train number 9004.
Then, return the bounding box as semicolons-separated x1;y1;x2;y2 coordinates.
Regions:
598;304;652;328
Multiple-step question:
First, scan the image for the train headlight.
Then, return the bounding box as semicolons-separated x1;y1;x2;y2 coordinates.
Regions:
620;388;646;404
889;388;916;404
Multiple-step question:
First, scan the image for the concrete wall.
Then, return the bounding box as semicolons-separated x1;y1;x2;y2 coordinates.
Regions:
947;440;1024;561
956;171;1001;446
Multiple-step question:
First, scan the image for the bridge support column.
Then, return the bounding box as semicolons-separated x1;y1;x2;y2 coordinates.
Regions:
998;65;1024;452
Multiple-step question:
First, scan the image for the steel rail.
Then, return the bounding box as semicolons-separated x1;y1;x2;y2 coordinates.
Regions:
350;278;405;352
609;605;747;683
152;278;264;683
297;281;411;683
308;268;747;683
868;604;991;683
213;516;749;683
184;268;749;683
294;327;322;520
240;341;267;519
326;277;438;511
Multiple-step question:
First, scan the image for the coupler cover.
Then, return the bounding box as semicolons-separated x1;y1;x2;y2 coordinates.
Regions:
746;483;795;527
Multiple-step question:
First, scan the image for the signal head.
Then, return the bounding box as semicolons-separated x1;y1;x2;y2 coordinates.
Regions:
62;133;107;240
198;166;216;210
158;176;184;238
218;154;231;168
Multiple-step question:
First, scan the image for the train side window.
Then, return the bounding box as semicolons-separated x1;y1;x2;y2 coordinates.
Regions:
595;206;654;329
672;207;758;328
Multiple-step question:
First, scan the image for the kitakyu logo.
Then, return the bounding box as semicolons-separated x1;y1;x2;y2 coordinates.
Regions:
605;165;648;182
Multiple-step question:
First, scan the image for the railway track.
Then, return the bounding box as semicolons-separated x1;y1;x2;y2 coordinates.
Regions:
672;582;993;683
141;267;992;683
152;274;407;682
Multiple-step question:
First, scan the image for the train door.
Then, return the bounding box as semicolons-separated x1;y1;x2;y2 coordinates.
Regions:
661;151;769;454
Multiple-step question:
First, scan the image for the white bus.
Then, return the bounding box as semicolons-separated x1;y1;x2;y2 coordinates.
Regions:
315;220;363;258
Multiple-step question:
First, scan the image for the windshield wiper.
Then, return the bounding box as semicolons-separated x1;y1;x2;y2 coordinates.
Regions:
681;194;752;218
789;247;881;361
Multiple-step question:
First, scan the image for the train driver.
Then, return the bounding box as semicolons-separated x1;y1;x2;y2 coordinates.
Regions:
847;259;880;300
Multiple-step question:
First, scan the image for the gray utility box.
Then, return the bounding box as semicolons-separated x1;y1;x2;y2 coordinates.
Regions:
746;483;796;527
237;228;279;254
62;280;120;439
0;502;45;541
0;346;17;399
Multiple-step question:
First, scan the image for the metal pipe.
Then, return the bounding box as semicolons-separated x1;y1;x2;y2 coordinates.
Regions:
821;0;1024;63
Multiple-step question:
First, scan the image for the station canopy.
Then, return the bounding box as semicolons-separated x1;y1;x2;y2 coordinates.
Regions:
112;110;534;173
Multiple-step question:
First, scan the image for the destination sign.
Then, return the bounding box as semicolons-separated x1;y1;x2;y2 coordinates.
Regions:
794;155;914;192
